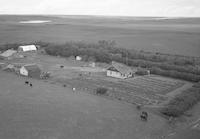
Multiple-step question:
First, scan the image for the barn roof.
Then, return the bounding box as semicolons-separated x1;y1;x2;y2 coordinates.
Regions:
18;45;37;51
107;61;133;75
0;49;17;57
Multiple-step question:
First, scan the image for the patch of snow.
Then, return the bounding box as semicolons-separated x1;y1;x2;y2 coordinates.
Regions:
19;20;51;24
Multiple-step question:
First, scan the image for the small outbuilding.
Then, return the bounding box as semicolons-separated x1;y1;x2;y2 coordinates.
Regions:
20;64;41;78
18;45;37;52
75;56;82;61
107;61;133;79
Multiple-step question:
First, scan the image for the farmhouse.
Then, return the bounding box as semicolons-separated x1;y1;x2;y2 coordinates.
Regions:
0;49;17;60
18;45;37;52
20;64;41;78
107;61;134;79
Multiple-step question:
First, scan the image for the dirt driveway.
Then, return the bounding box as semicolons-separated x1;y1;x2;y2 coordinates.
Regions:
0;71;171;139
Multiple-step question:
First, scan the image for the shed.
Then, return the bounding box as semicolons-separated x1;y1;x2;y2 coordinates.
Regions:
107;61;134;79
18;45;37;52
75;56;82;61
20;64;41;78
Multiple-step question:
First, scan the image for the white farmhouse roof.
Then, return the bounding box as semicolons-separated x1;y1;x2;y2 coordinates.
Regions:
18;45;37;52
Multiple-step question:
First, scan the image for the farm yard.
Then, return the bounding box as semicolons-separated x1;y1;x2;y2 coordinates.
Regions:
0;52;187;106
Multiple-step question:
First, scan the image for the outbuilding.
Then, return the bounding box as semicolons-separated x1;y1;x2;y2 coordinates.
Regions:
20;64;41;78
75;56;82;61
18;45;37;52
107;61;134;79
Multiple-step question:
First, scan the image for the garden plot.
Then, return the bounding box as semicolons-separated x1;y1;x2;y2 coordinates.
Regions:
55;74;184;105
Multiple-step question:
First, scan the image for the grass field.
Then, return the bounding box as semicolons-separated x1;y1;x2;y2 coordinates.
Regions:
0;15;200;57
0;70;173;139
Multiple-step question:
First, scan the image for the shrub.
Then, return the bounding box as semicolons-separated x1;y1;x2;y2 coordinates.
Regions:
150;67;200;82
193;82;200;88
1;41;200;82
160;88;200;117
135;68;150;75
96;87;108;95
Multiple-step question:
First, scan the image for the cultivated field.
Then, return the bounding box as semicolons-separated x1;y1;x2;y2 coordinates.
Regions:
55;74;184;105
0;15;200;57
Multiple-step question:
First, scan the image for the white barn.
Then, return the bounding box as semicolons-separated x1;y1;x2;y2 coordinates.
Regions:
18;45;37;52
107;61;134;79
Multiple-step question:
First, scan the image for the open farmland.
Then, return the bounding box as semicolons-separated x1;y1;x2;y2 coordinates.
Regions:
0;15;200;57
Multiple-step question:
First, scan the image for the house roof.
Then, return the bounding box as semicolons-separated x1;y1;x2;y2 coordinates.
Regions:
107;61;133;75
23;64;41;72
0;49;17;57
18;45;37;51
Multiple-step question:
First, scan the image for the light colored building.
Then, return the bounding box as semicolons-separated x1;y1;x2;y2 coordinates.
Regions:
75;56;82;61
18;45;37;52
20;64;41;78
106;61;134;79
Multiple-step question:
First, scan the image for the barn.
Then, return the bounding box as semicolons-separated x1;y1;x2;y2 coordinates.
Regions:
107;61;133;79
18;45;37;52
20;64;41;78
